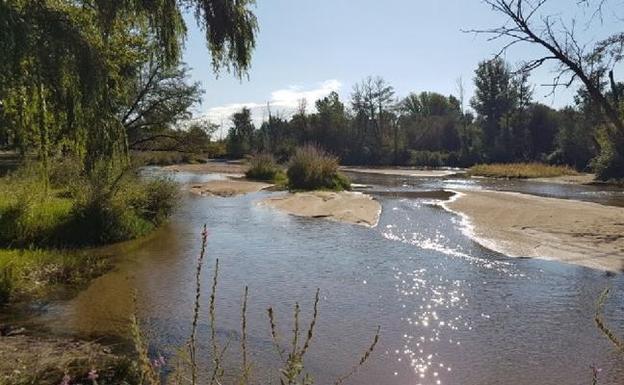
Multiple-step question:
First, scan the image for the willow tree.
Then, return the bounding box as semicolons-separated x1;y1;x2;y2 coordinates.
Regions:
0;0;257;177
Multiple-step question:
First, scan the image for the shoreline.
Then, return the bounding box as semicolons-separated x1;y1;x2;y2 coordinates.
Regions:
260;191;382;227
340;166;463;178
189;177;273;197
441;189;624;272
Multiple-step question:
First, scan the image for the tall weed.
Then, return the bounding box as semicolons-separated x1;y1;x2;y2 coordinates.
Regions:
287;145;350;191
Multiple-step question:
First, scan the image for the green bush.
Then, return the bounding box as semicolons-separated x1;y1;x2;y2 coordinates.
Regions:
62;164;178;245
0;162;178;248
287;145;350;191
592;129;624;181
245;153;285;183
0;249;111;304
0;165;74;247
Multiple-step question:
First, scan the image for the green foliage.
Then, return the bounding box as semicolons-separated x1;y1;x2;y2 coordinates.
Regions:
226;107;255;158
245;153;285;183
548;107;597;170
469;163;579;179
592;128;624;181
0;0;257;177
0;162;178;248
63;164;177;245
287;146;351;191
0;249;111;304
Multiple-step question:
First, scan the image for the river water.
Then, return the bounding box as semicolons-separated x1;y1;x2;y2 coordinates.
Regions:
33;169;624;385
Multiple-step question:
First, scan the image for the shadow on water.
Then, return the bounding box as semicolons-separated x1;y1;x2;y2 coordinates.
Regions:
20;169;624;385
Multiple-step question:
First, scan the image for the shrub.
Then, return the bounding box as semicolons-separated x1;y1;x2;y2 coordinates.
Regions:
245;153;285;183
0;162;178;248
0;166;74;247
287;145;350;191
63;164;178;245
592;129;624;181
0;249;111;304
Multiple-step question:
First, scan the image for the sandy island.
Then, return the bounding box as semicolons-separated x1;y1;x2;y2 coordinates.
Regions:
442;190;624;272
189;178;272;197
261;191;381;227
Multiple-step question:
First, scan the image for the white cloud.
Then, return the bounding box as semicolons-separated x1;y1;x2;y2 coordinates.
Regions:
197;79;342;137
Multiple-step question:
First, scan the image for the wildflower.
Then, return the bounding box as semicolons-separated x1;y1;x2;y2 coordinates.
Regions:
60;374;71;385
152;356;166;369
590;364;602;385
87;369;98;381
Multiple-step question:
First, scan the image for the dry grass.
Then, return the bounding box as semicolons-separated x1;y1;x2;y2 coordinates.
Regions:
469;163;579;179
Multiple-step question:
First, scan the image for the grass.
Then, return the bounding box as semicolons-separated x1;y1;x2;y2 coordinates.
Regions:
0;162;178;248
244;153;287;184
287;145;351;191
469;162;580;179
0;249;111;302
0;160;177;305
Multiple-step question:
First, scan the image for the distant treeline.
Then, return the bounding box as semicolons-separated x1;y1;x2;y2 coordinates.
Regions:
222;58;618;178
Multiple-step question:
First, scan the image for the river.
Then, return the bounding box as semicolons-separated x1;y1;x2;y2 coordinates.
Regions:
31;169;624;385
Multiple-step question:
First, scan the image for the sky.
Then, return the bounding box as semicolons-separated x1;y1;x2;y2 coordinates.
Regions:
181;0;624;136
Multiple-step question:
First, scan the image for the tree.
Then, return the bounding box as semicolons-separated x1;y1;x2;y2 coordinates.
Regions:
398;92;462;154
473;0;624;178
227;107;255;158
122;61;203;150
470;58;516;160
309;92;350;157
0;0;258;175
351;76;396;163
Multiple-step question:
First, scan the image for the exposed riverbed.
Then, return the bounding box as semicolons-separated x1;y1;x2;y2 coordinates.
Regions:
15;168;624;385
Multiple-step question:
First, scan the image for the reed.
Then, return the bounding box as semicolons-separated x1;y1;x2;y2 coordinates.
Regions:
129;226;380;385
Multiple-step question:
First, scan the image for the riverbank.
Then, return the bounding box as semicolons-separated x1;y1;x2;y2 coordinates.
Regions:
261;191;381;227
442;190;624;272
0;334;134;385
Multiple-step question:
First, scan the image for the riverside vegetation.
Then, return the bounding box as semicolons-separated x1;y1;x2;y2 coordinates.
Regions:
0;159;177;304
2;228;380;385
245;146;350;191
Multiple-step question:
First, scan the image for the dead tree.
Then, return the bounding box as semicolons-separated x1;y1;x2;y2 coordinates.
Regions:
469;0;624;134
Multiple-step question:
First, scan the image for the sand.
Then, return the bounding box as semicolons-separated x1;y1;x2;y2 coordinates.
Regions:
442;190;624;272
261;191;381;227
189;178;272;197
340;166;463;178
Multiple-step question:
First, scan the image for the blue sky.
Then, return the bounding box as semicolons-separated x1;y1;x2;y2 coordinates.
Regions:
182;0;623;133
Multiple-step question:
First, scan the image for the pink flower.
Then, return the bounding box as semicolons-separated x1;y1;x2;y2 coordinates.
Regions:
152;355;166;369
87;369;98;381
